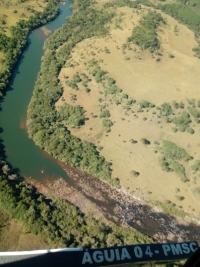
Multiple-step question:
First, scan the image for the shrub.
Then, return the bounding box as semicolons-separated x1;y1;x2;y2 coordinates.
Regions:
160;157;171;172
161;140;192;161
122;93;128;99
139;100;155;108
172;127;178;133
169;160;188;182
94;69;107;83
130;139;137;144
175;188;180;193
187;99;195;107
166;117;173;123
105;76;116;86
188;107;200;119
84;87;90;93
172;111;191;132
105;85;122;95
66;80;79;90
80;73;89;82
126;99;136;105
73;73;82;83
102;119;113;128
176;196;185;201
130;170;140;177
70;94;76;100
172;101;184;109
154;141;160;145
191;160;200;173
169;53;175;58
100;110;110;118
140;138;150;145
160;103;173;116
186;127;194;134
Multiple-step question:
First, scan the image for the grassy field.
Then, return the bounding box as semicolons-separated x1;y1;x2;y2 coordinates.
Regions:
0;0;47;35
56;1;200;218
0;208;49;251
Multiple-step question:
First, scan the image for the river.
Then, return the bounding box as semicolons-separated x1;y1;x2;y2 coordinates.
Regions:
0;1;73;183
0;0;200;244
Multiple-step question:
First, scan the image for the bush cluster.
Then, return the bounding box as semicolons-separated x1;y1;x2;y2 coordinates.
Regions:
128;11;165;52
139;100;155;109
172;111;191;132
160;140;192;182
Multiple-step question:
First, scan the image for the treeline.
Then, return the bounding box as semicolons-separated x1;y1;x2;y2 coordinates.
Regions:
0;154;151;248
0;0;59;97
104;0;155;9
158;3;200;35
158;1;200;57
27;0;120;188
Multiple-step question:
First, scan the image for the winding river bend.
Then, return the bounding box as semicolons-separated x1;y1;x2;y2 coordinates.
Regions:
0;0;200;244
0;1;73;183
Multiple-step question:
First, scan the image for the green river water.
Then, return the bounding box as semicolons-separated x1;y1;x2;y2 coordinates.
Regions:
0;1;72;182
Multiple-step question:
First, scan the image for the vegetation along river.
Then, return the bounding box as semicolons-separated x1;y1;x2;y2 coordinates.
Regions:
0;0;200;244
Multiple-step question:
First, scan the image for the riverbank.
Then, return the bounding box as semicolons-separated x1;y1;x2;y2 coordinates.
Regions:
25;163;200;244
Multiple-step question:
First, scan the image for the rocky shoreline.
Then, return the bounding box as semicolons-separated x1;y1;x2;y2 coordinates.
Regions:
26;163;200;244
